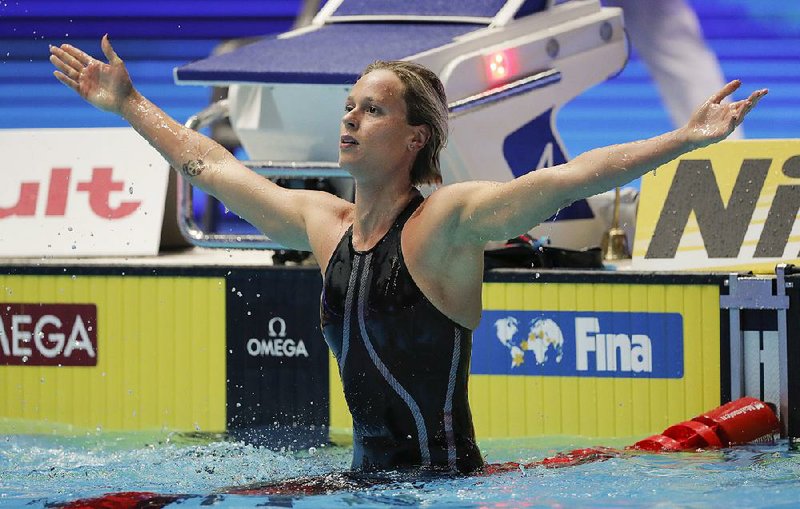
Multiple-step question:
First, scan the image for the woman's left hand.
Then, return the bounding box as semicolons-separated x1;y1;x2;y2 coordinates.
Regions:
686;80;768;148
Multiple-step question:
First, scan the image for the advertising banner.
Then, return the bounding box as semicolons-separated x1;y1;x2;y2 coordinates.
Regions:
473;310;684;379
225;269;328;444
633;140;800;272
0;303;97;366
466;278;721;439
0;128;168;257
0;272;226;432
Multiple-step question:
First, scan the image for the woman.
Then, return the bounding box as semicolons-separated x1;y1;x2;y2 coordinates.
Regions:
50;36;766;474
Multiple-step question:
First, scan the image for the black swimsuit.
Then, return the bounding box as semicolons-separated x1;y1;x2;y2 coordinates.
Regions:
321;194;484;473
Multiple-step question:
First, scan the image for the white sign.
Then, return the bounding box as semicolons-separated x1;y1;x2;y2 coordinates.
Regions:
0;128;168;257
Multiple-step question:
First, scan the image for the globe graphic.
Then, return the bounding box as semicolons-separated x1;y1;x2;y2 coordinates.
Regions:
527;318;564;365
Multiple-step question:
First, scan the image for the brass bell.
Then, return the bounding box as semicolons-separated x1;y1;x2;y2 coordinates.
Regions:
601;187;631;261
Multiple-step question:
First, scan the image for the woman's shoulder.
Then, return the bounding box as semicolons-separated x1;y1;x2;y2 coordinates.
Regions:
415;180;495;221
425;180;495;201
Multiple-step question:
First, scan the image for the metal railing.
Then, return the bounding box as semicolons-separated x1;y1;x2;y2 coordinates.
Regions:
178;103;349;249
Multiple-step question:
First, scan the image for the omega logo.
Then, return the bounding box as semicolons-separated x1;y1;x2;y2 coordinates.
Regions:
246;316;308;358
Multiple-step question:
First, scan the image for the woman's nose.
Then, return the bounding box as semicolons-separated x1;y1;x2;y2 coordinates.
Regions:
342;109;357;129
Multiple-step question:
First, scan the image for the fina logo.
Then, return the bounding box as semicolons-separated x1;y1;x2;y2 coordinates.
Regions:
246;316;308;358
494;315;652;373
575;317;651;373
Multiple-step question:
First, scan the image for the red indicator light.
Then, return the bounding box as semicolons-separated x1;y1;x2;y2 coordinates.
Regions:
486;51;514;83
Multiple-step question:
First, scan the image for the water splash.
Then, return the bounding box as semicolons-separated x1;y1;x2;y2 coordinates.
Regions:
0;435;798;508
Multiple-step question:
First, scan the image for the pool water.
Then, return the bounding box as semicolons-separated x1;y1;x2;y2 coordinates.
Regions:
1;430;798;508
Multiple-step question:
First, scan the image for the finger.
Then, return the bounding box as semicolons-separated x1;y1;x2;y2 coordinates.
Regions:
50;45;84;73
49;54;81;81
101;34;122;64
53;70;79;93
748;88;769;105
730;105;746;126
709;79;741;104
60;43;93;66
741;101;753;119
737;89;768;118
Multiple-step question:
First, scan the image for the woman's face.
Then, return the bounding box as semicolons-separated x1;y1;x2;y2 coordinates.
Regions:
339;69;419;180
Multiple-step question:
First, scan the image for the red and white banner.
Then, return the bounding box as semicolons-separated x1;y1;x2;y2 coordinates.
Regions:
0;128;168;257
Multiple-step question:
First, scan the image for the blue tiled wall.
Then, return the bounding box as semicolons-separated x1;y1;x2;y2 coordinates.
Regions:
1;1;798;163
0;1;298;128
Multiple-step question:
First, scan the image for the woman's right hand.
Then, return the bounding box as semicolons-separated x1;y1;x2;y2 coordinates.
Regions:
50;35;135;115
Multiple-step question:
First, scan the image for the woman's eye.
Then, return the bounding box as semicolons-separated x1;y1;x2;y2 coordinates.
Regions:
344;104;354;112
368;106;378;114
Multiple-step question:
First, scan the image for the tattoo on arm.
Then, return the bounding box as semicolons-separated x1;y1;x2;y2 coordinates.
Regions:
182;159;207;177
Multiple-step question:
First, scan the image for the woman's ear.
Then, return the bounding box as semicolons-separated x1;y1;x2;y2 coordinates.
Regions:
410;124;431;151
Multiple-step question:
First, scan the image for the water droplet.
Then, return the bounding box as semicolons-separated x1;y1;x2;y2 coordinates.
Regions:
308;447;317;456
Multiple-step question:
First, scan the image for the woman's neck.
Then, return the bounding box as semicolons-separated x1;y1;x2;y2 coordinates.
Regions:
351;178;418;250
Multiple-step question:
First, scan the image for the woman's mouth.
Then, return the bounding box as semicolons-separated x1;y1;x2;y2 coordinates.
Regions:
340;135;359;147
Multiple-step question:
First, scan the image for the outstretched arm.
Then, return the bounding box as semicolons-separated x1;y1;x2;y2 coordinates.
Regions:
442;80;767;244
49;35;347;251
